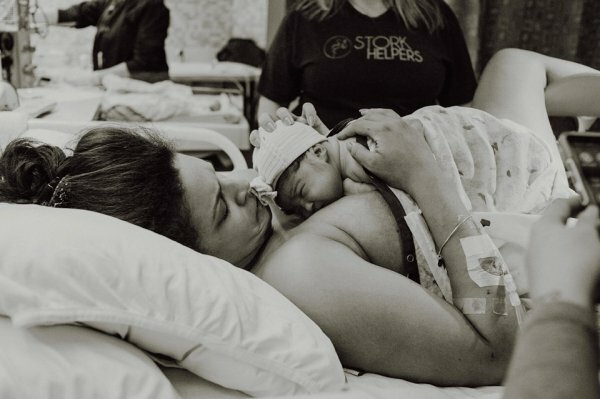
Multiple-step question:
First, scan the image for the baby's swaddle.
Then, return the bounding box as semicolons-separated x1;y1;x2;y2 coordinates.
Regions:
405;105;571;214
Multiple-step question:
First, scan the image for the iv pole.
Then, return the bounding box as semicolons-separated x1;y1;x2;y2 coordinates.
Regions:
10;0;34;87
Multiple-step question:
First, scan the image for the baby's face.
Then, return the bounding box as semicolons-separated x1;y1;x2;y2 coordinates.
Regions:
276;155;343;218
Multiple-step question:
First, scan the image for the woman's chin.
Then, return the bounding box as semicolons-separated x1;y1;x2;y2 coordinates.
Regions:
257;204;273;233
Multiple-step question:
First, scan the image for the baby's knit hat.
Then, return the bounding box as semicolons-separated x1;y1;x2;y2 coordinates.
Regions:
249;121;327;204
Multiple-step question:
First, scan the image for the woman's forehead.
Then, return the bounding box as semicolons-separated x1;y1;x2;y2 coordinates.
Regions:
175;154;218;196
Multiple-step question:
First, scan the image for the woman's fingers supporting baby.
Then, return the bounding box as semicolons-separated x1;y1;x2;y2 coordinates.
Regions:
336;112;439;192
257;111;278;132
359;108;401;119
301;103;329;135
343;178;375;195
256;107;298;132
256;103;329;135
275;107;296;125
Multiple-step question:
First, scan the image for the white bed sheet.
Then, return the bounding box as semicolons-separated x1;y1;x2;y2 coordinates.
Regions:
165;368;503;399
163;368;250;399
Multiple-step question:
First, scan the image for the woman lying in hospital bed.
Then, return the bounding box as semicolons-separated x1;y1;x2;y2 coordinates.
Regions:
1;49;599;388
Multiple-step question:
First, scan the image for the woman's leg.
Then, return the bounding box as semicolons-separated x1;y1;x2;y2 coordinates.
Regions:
472;48;600;153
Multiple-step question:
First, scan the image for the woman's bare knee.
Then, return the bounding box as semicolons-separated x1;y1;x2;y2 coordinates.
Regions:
473;48;551;137
483;49;547;85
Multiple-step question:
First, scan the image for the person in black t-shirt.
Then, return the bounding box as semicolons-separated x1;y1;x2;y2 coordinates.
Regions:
258;0;476;128
42;0;170;84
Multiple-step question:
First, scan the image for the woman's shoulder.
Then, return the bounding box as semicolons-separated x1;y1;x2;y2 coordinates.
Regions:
433;0;463;28
429;0;457;17
282;6;323;28
258;191;404;273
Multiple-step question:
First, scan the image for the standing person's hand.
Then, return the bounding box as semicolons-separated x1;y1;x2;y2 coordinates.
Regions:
256;103;329;135
62;70;102;87
527;197;600;308
336;108;439;196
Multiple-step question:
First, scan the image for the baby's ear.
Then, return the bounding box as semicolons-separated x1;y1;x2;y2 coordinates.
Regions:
308;143;328;161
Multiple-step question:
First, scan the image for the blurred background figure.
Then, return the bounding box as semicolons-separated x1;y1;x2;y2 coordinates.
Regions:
43;0;170;84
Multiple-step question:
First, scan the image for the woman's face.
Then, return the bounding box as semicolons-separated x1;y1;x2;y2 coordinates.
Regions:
175;154;272;267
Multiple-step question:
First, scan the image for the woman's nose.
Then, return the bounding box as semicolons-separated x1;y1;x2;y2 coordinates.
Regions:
302;201;314;213
220;170;254;206
232;180;250;206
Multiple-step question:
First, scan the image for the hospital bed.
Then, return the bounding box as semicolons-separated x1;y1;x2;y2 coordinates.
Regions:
0;110;507;399
16;84;252;150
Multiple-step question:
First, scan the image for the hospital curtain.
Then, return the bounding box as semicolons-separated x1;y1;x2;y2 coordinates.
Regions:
447;0;600;133
477;0;600;73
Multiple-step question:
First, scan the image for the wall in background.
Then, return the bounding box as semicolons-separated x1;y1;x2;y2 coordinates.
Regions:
32;0;268;71
442;0;600;73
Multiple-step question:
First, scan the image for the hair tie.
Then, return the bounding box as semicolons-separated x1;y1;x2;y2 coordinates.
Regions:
47;176;70;208
38;175;70;207
36;176;61;206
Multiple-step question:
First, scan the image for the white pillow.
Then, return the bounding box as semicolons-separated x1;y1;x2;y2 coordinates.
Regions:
0;316;180;399
0;204;345;397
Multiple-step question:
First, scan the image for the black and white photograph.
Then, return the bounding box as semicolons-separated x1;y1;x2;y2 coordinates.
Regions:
0;1;599;398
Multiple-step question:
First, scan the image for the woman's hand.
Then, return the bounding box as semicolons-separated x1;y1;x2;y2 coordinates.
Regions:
256;103;329;135
527;197;600;308
336;108;439;195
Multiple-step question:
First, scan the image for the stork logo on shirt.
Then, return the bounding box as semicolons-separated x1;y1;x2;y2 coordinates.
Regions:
323;36;353;59
323;35;423;62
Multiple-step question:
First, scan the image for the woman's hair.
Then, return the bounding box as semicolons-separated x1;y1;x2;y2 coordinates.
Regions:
0;126;199;250
294;0;444;32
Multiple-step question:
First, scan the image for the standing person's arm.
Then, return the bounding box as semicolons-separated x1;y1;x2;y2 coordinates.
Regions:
56;0;109;27
257;11;302;118
504;199;600;399
435;0;477;107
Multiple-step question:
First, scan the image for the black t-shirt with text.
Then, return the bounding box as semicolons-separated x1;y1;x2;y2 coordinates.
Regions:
259;1;476;127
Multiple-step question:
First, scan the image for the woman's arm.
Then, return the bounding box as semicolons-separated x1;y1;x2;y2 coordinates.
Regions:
336;109;519;367
258;232;509;385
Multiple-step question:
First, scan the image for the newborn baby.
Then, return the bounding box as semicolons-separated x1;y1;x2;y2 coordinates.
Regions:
250;111;549;309
251;105;569;219
250;120;371;218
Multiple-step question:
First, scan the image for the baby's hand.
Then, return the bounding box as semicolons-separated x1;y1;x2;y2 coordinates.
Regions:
343;178;375;195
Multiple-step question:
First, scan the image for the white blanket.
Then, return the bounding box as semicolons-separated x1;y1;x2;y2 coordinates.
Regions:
405;105;572;214
390;107;574;301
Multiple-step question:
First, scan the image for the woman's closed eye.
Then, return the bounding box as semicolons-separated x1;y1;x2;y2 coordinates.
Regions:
298;182;308;199
218;193;229;223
